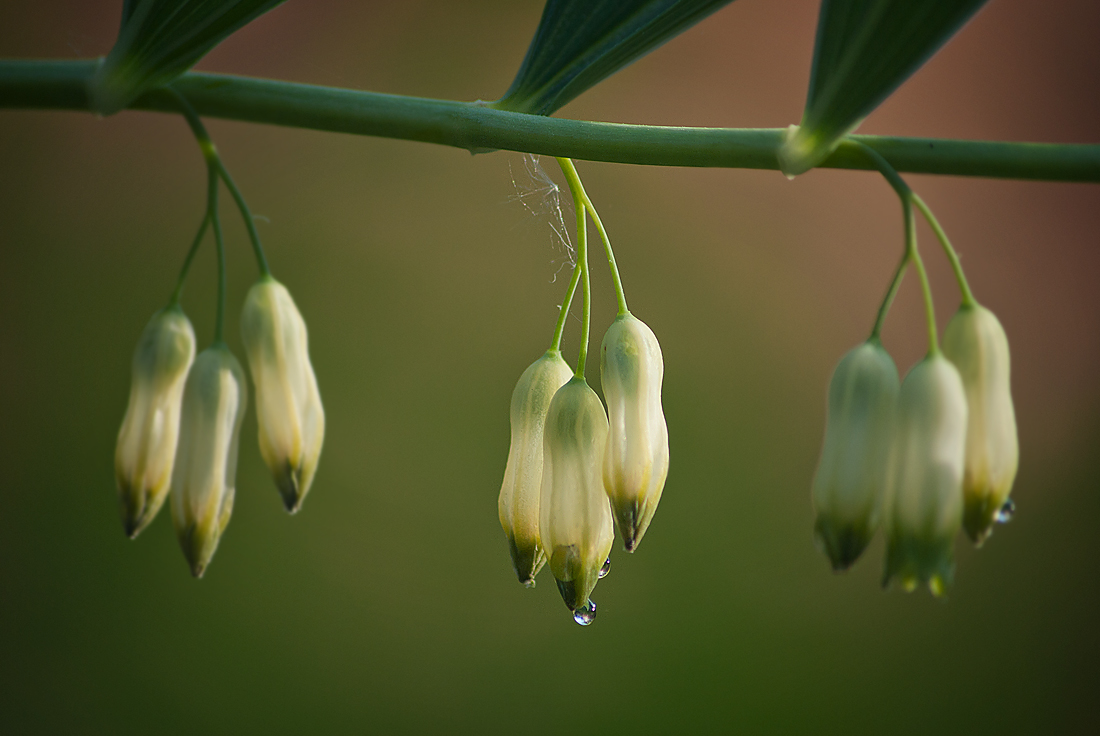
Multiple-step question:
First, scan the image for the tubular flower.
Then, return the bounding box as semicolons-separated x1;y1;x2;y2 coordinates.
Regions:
115;307;196;538
942;304;1019;545
240;277;325;513
600;313;668;552
540;377;615;622
883;355;968;596
811;341;899;570
498;351;574;586
170;345;248;578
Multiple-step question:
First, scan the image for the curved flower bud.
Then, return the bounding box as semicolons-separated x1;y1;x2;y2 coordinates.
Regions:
115;307;196;539
540;377;615;620
942;304;1019;545
170;346;248;578
811;341;899;570
498;351;574;586
240;277;325;513
601;313;669;552
883;355;968;596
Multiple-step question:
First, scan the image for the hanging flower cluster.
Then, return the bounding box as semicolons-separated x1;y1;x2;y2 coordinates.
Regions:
498;158;669;625
811;145;1019;596
115;94;323;577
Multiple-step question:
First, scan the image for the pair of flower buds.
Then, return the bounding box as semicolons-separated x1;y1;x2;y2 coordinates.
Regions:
812;304;1018;594
497;313;669;622
114;277;324;576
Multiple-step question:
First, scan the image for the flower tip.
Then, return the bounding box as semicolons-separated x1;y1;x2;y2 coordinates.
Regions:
616;504;639;552
506;535;545;587
123;516;144;541
275;463;312;514
814;518;872;572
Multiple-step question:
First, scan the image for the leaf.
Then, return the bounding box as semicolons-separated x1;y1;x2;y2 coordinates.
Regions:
90;0;287;115
496;0;736;116
779;0;989;176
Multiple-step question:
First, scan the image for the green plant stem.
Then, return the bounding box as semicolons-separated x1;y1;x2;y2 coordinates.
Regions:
549;262;582;353
869;250;907;342
170;87;271;276
555;158;629;315
3;61;1099;182
169;209;209;307
906;203;939;355
911;193;976;307
557;158;591;378
849;140;939;354
207;163;227;344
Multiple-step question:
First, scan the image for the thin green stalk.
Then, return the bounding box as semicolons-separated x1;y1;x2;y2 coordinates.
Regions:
557;158;591;378
553;159;629;315
3;61;1099;182
905;202;939;355
848;140;939;354
171;87;271;277
869;250;908;342
207;163;227;344
582;197;628;315
911;193;976;307
168;211;209;307
549;261;582;352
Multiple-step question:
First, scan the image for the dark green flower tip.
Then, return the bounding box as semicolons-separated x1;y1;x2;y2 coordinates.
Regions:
814;517;873;572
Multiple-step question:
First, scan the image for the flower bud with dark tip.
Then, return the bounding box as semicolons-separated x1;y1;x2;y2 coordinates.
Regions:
540;377;615;618
115;307;196;539
811;341;899;570
240;277;325;513
601;313;668;552
942;304;1019;545
498;351;574;586
883;355;968;597
170;345;247;578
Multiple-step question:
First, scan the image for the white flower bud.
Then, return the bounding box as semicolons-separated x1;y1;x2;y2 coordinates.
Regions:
600;313;669;552
811;341;899;570
942;304;1019;545
883;355;968;596
170;346;247;578
115;307;196;538
240;277;325;513
540;377;615;619
498;351;574;586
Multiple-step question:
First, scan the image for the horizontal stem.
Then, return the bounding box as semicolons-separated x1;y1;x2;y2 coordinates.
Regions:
2;59;1100;182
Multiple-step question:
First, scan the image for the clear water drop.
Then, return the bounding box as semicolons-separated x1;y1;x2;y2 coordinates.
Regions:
572;600;596;626
995;499;1015;524
598;558;611;579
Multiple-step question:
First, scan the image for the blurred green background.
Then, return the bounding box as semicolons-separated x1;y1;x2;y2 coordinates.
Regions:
2;1;1100;733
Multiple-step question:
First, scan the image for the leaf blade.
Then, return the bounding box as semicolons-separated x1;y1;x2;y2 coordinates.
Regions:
780;0;989;176
91;0;288;115
496;0;736;116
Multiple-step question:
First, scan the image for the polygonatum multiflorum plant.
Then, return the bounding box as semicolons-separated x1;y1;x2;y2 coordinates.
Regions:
1;0;1097;621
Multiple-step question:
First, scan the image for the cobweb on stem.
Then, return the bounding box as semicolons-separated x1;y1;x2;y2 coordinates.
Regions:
507;153;575;282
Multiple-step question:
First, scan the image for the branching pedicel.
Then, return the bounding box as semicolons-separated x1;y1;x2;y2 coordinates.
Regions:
115;90;324;577
811;142;1019;596
498;158;669;625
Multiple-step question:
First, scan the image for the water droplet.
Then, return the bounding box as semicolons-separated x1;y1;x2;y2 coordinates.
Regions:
995;499;1015;524
572;600;596;626
598;558;611;579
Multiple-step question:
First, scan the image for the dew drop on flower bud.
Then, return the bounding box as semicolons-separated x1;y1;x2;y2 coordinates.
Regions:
599;558;611;579
573;600;597;626
995;499;1016;524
